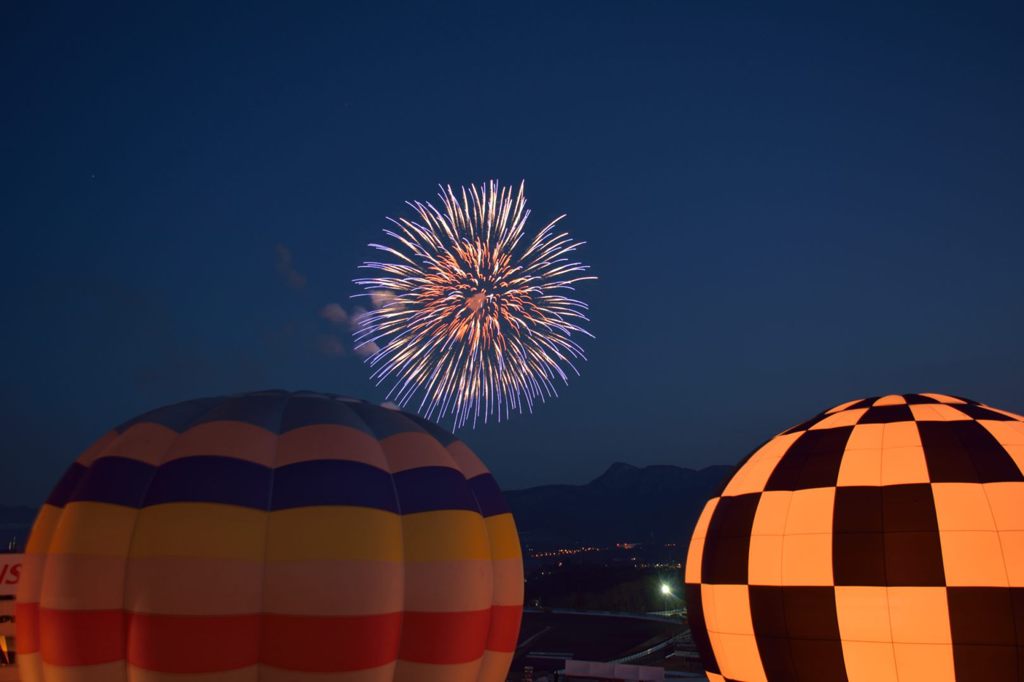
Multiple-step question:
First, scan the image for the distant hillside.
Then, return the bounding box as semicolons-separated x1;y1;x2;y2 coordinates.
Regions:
505;462;733;548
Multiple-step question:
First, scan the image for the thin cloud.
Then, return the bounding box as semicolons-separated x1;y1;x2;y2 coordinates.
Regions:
315;334;345;358
320;303;349;325
275;244;307;289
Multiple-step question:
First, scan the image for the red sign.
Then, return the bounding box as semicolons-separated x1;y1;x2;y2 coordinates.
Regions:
0;556;23;598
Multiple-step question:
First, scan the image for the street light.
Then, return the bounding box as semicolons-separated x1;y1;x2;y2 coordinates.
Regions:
660;583;672;613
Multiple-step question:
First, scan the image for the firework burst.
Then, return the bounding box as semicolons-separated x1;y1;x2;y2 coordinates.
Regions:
354;180;595;428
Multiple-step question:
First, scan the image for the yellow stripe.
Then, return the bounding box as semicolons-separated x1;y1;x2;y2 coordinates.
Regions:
266;506;402;561
403;510;490;562
130;503;266;560
33;503;520;565
48;502;138;557
25;504;63;555
485;514;522;561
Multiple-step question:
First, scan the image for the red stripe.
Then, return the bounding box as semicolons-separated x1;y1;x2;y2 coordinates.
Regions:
398;609;490;664
260;612;402;672
38;607;127;666
27;608;515;671
128;612;261;673
14;603;40;654
486;604;524;653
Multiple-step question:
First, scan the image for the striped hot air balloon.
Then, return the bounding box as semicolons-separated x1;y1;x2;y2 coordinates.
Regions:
16;390;523;682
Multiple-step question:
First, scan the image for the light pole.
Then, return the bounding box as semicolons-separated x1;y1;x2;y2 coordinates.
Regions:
660;582;672;614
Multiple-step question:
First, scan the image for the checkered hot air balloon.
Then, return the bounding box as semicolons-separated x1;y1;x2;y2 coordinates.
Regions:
685;393;1024;682
16;391;523;682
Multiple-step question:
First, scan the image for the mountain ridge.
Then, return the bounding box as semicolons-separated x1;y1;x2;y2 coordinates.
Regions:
504;462;733;548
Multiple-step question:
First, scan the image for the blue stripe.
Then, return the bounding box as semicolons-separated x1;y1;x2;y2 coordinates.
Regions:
468;474;509;517
46;463;88;508
271;459;399;512
192;394;290;432
346;403;436;441
392;466;478;514
143;456;272;509
116;398;224;433
68;456;156;508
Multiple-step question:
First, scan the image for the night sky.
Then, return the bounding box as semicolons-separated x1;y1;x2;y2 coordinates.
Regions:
4;2;1023;506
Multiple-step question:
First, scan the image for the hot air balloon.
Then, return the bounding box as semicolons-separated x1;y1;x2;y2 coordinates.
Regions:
685;393;1024;682
16;391;523;681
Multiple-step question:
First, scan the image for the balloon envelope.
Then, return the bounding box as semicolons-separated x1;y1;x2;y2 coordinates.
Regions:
17;391;523;681
685;393;1024;682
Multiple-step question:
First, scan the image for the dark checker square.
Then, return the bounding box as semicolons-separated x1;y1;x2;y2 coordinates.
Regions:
882;484;939;533
788;638;849;682
702;493;760;584
919;421;1023;483
783;412;830;435
834;487;883;532
950;645;1017;681
833;532;887;586
947;587;1016;645
1012;588;1024;646
749;586;799;682
764;427;853;491
904;394;941;404
783;586;841;640
684;583;719;675
954;403;1016;421
884;531;946;586
859;404;914;424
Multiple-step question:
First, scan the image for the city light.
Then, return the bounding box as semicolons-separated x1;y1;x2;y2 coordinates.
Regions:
661;583;672;596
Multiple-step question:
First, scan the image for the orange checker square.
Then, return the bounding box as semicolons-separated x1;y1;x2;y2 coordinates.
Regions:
703;584;755;635
879;446;930;485
984;482;1024;531
684;533;706;583
986;405;1024;420
834;586;892;643
909;403;972;422
841;640;898;682
846;423;885;450
712;633;767;682
827;398;867;414
882;421;921;448
783;487;834;534
706;673;726;682
751;491;792;536
780;534;832;586
997;530;1024;587
722;432;802;496
939;530;1009;586
931;483;997;531
892;642;956;682
747;535;784;586
920;393;966;404
887;587;952;645
979;419;1024;446
874;395;908;406
1002;443;1024;474
691;498;720;540
836;447;882;486
809;408;868;430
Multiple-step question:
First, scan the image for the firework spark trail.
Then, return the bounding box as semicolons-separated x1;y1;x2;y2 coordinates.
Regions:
354;180;595;429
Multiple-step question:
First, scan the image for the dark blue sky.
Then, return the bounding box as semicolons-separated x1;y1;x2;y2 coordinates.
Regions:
4;1;1023;505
